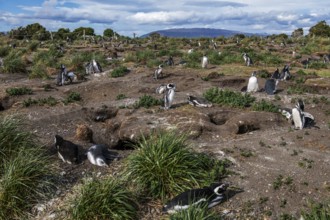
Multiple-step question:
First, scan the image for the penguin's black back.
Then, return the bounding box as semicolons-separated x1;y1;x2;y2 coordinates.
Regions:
265;79;276;95
55;135;79;164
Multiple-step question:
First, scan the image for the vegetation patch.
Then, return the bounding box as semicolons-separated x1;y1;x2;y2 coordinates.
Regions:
300;200;330;220
204;87;255;108
0;116;55;219
111;66;129;78
169;204;220;220
70;177;138;220
251;99;279;113
124;131;227;200
6;87;33;96
134;94;163;109
63;91;81;105
23;96;58;107
116;93;128;100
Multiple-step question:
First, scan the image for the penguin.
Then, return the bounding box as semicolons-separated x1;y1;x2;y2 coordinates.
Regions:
280;65;291;80
279;107;292;121
87;144;114;167
162;183;228;214
292;100;305;130
264;78;278;95
271;68;280;79
246;71;259;93
92;59;102;73
156;84;167;94
54;135;79;164
154;64;163;80
242;53;253;66
303;111;315;128
202;55;208;68
187;95;212;108
164;83;176;110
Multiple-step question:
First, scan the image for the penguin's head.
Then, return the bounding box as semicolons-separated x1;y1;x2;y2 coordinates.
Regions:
296;99;305;111
251;71;257;77
210;183;229;195
54;135;63;146
167;83;175;90
96;157;108;167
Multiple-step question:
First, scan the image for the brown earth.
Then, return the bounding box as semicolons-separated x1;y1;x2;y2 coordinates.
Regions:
0;61;330;219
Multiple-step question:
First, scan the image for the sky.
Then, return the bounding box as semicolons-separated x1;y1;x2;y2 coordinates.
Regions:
0;0;329;37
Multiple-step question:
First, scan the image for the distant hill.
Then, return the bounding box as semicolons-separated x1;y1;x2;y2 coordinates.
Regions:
141;28;267;38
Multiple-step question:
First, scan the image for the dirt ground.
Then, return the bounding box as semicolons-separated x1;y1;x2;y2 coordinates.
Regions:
0;61;330;219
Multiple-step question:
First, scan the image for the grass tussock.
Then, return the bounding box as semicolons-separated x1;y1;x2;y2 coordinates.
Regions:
124;131;227;200
111;66;129;78
251;99;279;113
6;86;33;96
134;94;163;109
169;204;221;220
70;177;139;220
300;200;330;220
204;87;255;108
0;115;55;219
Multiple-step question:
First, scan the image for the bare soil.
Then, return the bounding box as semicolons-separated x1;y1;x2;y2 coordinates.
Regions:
0;61;330;219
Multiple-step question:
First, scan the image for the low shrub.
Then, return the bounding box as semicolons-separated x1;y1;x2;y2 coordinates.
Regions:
63;92;81;105
300;200;330;220
124;131;227;200
23;96;58;107
70;177;138;220
6;87;33;96
3;50;27;73
251;99;279;113
204;87;255;108
134;94;163;109
169;204;221;220
111;66;129;77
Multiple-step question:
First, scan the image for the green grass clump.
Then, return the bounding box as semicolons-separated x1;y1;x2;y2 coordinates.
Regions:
116;93;127;100
134;94;163;109
0;116;55;219
124;131;226;200
169;204;221;220
204;87;255;108
30;61;51;79
70;177;138;220
300;201;330;220
111;66;129;78
6;87;33;96
251;99;279;113
63;91;81;105
0;46;11;57
23;96;58;107
3;50;27;73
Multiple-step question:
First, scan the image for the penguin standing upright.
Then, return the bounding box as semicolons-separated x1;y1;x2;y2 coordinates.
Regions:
154;64;163;80
54;135;79;164
292;99;305;130
162;183;229;214
247;71;259;93
202;55;208;68
164;83;176;110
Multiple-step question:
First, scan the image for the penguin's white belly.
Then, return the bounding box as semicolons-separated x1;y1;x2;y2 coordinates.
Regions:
292;108;304;129
87;151;97;165
167;90;175;105
247;76;258;92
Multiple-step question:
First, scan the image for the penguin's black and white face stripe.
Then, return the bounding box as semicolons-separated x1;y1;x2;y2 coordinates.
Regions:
54;135;79;164
87;145;109;167
296;99;305;111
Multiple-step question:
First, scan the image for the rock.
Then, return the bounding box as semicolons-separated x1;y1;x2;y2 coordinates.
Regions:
87;106;118;122
75;124;93;142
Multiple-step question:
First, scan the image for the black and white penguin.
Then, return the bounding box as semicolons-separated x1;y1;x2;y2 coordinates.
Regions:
279;107;292;121
154;64;163;80
202;55;208;68
54;135;79;164
247;71;259;93
271;68;280;79
92;59;102;73
87;145;111;167
187;95;212;108
292;99;305;130
162;183;228;214
264;78;279;95
280;65;291;80
156;84;167;94
164;83;176;110
166;56;174;66
242;53;253;66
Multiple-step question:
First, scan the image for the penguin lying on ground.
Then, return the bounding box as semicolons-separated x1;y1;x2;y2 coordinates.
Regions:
162;183;229;214
187;95;212;107
87;144;121;167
